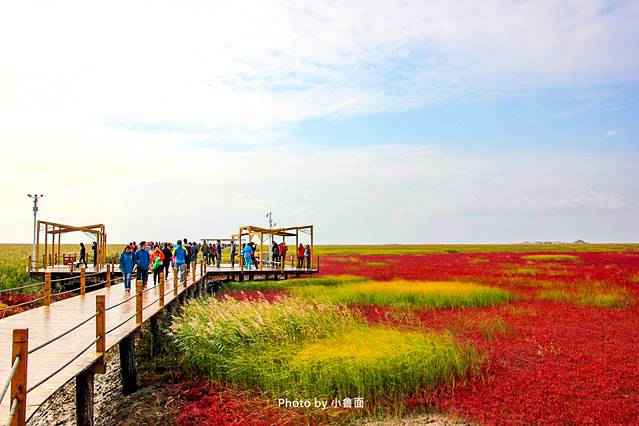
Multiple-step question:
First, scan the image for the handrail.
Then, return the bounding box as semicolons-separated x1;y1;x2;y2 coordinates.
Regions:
28;312;98;355
27;336;100;394
0;296;46;313
105;312;136;335
0;281;44;294
143;297;161;311
105;293;137;311
5;396;18;426
0;356;19;407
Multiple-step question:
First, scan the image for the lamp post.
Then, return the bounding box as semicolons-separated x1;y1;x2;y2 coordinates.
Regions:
27;194;43;268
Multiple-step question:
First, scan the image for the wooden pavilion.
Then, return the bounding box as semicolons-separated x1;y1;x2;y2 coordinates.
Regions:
33;221;107;270
233;225;314;271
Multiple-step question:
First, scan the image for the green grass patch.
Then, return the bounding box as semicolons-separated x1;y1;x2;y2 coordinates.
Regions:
538;284;632;308
290;280;513;308
522;254;579;262
223;275;369;292
170;296;483;403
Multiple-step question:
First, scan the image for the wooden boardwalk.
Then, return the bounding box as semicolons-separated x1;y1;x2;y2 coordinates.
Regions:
1;263;317;423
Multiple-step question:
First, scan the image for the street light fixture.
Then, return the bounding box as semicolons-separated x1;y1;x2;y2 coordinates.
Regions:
27;194;43;268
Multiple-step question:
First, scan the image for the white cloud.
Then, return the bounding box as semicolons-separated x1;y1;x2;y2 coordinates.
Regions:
0;0;637;134
604;129;620;138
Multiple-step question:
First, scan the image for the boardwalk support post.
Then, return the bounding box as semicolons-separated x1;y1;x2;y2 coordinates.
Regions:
76;371;94;426
119;336;137;395
150;316;160;357
11;329;28;426
173;268;178;297
159;272;165;307
136;280;143;324
106;264;111;288
80;267;86;295
44;273;51;306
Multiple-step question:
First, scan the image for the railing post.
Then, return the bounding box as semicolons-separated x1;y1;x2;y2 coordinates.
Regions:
136;280;143;324
316;256;320;272
11;329;29;426
80;267;86;295
44;273;51;306
28;256;32;273
192;261;196;282
106;264;111;288
159;272;165;307
96;295;105;353
183;264;187;289
173;268;178;297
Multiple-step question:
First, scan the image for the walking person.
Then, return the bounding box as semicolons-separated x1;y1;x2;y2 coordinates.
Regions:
162;243;172;279
174;240;187;282
184;239;191;272
150;244;165;286
191;242;200;267
201;241;210;265
279;242;287;267
272;241;279;266
304;244;312;270
119;245;134;291
92;241;98;267
297;243;305;269
241;243;253;270
134;241;150;287
77;242;87;268
216;239;222;267
230;241;237;268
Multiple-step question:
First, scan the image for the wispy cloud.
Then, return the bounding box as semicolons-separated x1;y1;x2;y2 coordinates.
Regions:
1;0;638;136
604;129;620;138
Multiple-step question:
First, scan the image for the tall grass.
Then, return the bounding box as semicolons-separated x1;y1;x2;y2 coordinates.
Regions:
170;296;484;404
224;275;368;292
170;295;359;377
522;254;579;262
538;283;632;308
290;280;513;308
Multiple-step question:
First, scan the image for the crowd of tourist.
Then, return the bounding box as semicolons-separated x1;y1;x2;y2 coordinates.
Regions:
112;239;313;292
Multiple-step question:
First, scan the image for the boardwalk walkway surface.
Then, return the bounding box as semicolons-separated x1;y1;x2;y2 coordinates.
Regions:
0;262;316;424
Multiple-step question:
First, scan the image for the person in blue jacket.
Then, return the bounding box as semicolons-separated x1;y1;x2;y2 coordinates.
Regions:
134;241;150;288
119;245;134;291
173;240;187;282
241;243;253;270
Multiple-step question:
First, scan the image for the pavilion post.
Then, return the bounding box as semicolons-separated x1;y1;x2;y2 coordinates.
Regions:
44;223;48;269
259;232;263;271
36;221;40;270
310;225;314;270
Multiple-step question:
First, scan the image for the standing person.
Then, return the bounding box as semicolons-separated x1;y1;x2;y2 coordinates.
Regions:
297;243;305;269
162;243;172;279
241;243;253;270
191;242;199;267
134;241;150;287
173;240;187;282
77;243;87;268
119;245;134;291
279;242;287;266
201;241;209;265
250;242;257;268
184;238;191;272
272;241;279;266
150;244;165;286
304;244;312;269
230;241;237;268
216;239;222;267
92;241;98;267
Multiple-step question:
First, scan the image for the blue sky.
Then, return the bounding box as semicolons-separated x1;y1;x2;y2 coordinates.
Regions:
0;0;637;244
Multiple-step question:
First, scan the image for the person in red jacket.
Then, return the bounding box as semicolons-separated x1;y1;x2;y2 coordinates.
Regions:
297;243;305;269
150;244;165;286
